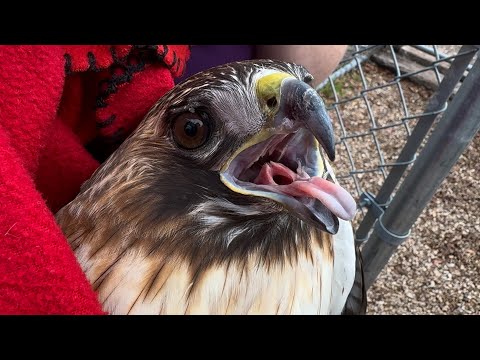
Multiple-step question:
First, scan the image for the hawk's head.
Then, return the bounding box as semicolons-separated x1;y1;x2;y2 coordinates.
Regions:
127;60;356;235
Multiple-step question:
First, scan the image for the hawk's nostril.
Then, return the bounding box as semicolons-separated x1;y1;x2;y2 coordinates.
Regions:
267;97;278;108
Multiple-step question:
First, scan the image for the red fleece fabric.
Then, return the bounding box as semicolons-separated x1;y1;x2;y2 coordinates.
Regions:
0;45;190;314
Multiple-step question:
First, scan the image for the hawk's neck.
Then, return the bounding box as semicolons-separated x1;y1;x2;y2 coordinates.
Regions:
57;191;354;314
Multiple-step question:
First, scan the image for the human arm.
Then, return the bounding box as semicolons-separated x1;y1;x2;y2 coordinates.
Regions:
255;45;347;87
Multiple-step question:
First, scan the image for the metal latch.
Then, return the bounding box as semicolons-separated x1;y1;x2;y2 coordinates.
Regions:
356;192;411;246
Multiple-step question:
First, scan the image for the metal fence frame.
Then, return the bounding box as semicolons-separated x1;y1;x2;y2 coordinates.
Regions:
317;45;480;289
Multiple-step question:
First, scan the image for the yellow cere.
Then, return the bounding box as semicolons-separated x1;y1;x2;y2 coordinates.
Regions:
256;72;295;110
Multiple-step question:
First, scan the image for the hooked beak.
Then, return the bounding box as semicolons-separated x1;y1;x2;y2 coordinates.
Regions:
220;72;356;234
275;76;336;161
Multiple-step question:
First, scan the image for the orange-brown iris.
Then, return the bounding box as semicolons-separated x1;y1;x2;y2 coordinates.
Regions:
173;112;210;149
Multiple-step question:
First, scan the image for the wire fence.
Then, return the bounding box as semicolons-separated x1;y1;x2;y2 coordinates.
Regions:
316;45;480;288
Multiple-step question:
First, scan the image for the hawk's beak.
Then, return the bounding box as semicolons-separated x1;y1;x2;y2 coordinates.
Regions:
257;73;336;161
220;72;356;234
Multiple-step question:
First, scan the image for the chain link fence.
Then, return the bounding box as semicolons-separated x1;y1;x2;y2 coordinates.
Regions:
317;45;480;289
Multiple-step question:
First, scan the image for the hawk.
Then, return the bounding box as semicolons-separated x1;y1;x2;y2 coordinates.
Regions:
56;60;366;315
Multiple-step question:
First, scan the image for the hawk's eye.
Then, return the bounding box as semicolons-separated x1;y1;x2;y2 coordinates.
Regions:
173;112;210;149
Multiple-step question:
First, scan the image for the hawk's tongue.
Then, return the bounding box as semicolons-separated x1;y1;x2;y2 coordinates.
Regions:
253;162;357;220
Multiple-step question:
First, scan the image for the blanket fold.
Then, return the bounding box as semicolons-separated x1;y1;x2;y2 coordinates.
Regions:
0;45;190;314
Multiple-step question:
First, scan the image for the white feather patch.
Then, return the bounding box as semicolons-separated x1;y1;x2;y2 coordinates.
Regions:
89;234;354;314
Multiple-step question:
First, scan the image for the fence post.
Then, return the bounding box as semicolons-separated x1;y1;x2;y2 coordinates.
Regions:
362;56;480;289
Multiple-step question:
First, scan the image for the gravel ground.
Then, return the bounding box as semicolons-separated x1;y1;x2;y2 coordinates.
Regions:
320;50;479;315
437;45;462;56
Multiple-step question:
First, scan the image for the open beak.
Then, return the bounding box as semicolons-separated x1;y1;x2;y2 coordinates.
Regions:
220;72;357;234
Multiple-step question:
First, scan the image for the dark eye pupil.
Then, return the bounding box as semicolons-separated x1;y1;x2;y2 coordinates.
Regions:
173;112;210;150
184;121;198;137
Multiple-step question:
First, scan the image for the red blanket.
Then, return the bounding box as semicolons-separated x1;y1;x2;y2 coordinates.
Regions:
0;45;190;314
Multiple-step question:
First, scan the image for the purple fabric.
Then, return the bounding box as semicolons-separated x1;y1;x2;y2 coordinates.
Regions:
176;45;255;83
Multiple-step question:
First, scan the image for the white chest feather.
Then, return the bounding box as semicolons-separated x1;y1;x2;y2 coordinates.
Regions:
76;219;355;315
